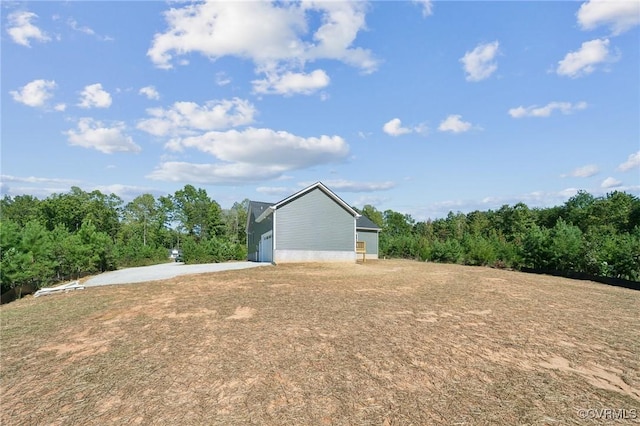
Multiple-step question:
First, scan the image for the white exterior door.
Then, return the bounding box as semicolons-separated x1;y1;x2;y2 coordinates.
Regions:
259;231;273;262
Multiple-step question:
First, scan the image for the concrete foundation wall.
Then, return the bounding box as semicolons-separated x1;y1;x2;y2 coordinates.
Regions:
274;250;356;263
356;253;379;260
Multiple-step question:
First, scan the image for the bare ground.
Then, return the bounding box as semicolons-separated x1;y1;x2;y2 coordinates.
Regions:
1;260;639;425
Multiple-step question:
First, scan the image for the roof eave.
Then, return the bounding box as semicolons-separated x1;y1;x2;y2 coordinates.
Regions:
255;206;275;223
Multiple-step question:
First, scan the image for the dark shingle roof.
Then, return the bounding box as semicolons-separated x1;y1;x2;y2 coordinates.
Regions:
356;215;381;230
248;201;273;215
246;201;273;231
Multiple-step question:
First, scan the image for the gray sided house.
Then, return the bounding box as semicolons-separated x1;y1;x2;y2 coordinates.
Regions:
246;182;381;263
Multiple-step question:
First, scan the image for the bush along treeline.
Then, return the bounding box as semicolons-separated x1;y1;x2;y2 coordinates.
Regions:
0;185;248;297
359;190;639;282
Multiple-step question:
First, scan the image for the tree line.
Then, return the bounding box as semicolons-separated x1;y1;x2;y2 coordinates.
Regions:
361;190;639;281
1;185;248;297
1;186;638;298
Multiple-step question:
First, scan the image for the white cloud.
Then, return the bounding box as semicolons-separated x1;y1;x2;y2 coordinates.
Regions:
170;127;348;168
1;185;70;199
414;0;434;17
408;184;640;220
460;41;499;82
304;2;377;72
559;188;583;198
150;127;349;184
508;101;588;118
67;18;95;36
353;195;389;208
438;115;472;133
92;184;163;200
383;118;412;136
54;103;66;112
617;151;640;172
67;17;112;40
256;186;291;197
10;79;56;107
147;1;376;95
577;0;640;35
0;177;161;200
147;162;286;184
253;69;330;96
562;164;600;178
601;176;622;188
215;72;231;86
0;174;80;185
556;38;616;78
413;123;429;135
67;17;113;41
301;179;396;192
6;11;51;47
148;1;304;69
137;98;256;137
65;118;141;154
139;85;160;100
78;83;112;108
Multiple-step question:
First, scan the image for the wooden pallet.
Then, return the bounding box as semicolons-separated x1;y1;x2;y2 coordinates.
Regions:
356;241;366;263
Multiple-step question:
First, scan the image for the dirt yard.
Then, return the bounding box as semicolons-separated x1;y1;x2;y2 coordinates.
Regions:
1;260;639;425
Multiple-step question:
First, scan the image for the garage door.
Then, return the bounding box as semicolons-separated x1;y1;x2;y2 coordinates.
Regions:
259;231;273;263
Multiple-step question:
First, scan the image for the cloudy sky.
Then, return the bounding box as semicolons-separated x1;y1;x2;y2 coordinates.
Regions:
2;0;639;219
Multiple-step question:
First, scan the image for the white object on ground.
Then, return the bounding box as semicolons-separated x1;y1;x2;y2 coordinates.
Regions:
34;281;85;297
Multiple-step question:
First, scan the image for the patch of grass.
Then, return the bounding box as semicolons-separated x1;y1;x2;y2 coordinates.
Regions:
1;260;639;425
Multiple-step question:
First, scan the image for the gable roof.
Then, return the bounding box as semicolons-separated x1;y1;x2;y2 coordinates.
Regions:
248;201;272;215
356;215;381;231
254;182;360;223
246;201;273;232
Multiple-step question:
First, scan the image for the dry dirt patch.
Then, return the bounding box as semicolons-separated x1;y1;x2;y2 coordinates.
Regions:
1;260;639;425
226;306;257;320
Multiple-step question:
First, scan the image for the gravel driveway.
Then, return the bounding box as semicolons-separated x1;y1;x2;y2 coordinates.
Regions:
83;262;270;287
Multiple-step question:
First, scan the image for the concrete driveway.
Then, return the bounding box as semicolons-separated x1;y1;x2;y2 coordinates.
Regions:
83;262;270;287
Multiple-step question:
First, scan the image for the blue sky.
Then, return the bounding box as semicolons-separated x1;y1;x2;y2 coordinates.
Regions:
2;0;639;219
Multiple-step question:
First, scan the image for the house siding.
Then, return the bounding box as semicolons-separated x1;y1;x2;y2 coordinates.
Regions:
276;188;354;252
356;230;379;256
247;208;273;261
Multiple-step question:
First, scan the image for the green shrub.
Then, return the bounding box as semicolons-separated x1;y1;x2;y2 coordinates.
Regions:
463;236;496;266
430;239;463;263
